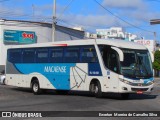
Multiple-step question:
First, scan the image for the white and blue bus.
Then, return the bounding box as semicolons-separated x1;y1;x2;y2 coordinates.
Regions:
6;39;154;98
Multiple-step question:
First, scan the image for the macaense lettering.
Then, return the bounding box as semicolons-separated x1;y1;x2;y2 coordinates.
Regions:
44;66;66;73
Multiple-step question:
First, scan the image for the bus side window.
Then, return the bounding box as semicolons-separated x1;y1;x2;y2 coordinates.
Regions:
64;47;80;63
49;48;63;63
36;48;48;63
81;46;98;63
23;49;35;63
8;49;22;63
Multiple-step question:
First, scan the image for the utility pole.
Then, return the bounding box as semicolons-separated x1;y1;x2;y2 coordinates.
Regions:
154;32;156;41
32;4;35;20
150;19;160;45
52;0;56;42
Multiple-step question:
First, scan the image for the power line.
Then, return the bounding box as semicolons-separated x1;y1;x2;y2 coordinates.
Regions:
94;0;154;33
57;0;74;19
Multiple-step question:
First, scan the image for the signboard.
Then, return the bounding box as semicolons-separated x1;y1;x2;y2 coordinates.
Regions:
4;30;37;44
134;40;156;52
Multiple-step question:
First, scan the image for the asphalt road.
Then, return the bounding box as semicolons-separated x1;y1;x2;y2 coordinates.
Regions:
0;78;160;120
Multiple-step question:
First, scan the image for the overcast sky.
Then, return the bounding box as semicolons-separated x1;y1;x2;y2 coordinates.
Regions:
0;0;160;41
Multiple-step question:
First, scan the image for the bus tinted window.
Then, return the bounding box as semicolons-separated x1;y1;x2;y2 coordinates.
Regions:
50;48;63;63
8;49;22;63
36;48;48;63
81;46;98;63
64;47;79;63
23;49;35;63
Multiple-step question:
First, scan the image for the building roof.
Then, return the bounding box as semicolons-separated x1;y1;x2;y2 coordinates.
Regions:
0;19;84;33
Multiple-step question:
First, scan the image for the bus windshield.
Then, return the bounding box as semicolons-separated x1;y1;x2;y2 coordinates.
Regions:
120;49;153;79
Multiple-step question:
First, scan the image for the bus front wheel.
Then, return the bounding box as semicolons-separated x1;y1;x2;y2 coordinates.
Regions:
32;80;41;95
94;81;103;98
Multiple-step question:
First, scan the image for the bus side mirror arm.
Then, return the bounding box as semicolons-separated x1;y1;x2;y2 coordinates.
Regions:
111;47;124;62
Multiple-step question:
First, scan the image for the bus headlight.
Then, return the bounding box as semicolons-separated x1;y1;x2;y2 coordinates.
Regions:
146;80;154;85
119;78;134;85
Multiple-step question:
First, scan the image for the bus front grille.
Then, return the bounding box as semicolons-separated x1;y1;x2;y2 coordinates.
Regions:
131;88;149;91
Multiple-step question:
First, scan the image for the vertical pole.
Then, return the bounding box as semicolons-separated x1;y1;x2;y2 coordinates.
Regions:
52;0;56;42
154;32;157;51
154;32;156;40
32;4;35;20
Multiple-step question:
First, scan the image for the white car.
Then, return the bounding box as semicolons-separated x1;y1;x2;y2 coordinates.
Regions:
0;75;5;85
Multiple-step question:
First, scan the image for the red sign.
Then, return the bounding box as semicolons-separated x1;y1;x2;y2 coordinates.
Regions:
22;32;34;39
136;40;151;46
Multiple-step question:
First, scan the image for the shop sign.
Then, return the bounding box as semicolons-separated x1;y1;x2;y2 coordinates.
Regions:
4;30;37;44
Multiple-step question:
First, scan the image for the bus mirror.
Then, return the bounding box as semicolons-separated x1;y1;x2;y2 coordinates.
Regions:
111;47;124;62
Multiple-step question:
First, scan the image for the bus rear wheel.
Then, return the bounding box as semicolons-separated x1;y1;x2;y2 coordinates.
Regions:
32;80;41;95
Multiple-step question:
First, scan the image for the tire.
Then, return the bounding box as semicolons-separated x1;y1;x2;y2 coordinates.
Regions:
121;93;130;100
3;79;6;85
32;80;41;95
95;81;103;98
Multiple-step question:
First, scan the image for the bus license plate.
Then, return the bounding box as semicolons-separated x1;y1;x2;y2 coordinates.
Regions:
137;91;143;94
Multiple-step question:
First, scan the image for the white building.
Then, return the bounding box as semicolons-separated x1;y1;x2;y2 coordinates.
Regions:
85;32;97;39
125;33;138;41
96;27;139;41
73;27;84;31
0;19;85;73
96;27;125;39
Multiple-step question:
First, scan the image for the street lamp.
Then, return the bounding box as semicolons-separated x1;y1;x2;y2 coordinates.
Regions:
150;19;160;25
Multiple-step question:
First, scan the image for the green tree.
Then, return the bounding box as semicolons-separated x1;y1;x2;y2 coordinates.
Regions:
153;50;160;76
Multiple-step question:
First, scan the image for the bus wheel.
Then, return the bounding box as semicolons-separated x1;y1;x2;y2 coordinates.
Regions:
32;80;41;95
3;79;6;85
95;81;102;98
121;93;129;99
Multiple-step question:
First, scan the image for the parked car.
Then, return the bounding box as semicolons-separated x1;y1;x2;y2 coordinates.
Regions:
0;70;5;85
0;74;5;85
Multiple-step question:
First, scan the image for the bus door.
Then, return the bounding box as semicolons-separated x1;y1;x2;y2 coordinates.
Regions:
102;46;120;92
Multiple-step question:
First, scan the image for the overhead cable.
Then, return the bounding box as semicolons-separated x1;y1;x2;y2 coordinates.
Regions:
94;0;154;33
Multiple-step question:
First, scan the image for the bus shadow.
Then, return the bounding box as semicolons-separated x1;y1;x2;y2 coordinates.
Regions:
11;87;32;93
102;93;158;100
43;90;158;100
44;90;95;97
11;88;158;100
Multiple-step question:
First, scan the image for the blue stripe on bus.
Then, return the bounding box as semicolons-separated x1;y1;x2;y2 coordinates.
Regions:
15;63;76;90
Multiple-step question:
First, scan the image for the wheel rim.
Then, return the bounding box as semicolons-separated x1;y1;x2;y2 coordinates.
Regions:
33;83;38;92
95;85;98;94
